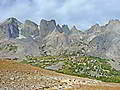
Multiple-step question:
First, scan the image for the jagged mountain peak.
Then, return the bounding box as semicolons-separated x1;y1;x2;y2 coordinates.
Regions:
86;19;120;35
108;19;120;25
56;24;61;28
6;17;18;22
90;24;100;29
19;20;39;38
55;24;63;33
40;19;48;24
40;19;57;38
24;20;38;27
103;19;120;28
40;19;56;26
48;19;56;25
0;17;20;39
70;25;83;33
71;25;77;31
86;24;101;34
2;17;22;26
62;24;70;34
62;24;69;28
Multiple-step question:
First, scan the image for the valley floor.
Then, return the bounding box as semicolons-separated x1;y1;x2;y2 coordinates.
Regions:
0;59;120;90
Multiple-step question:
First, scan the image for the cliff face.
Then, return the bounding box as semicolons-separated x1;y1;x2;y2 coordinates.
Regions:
20;20;39;37
1;18;120;69
0;18;86;58
86;20;120;69
0;18;21;39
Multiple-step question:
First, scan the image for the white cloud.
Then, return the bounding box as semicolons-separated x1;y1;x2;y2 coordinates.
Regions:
0;0;120;29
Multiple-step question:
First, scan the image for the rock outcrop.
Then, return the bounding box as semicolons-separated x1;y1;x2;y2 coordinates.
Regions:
62;25;70;34
71;25;78;31
20;20;39;37
0;17;21;39
39;19;56;38
87;19;120;70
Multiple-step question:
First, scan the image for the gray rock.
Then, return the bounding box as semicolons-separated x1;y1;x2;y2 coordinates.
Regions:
71;25;77;31
87;19;120;70
45;62;64;70
62;25;70;34
0;17;21;39
20;20;39;37
39;19;56;38
56;24;63;33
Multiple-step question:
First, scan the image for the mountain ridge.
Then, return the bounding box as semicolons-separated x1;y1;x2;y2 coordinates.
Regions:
1;17;120;70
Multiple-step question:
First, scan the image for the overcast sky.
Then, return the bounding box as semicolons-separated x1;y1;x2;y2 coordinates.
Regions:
0;0;120;30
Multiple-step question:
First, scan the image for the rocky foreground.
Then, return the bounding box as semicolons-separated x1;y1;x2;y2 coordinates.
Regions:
0;59;120;90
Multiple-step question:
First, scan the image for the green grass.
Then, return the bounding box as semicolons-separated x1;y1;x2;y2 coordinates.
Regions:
0;43;17;52
21;55;120;83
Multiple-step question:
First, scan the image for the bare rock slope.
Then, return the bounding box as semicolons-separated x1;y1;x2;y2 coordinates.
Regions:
0;59;120;90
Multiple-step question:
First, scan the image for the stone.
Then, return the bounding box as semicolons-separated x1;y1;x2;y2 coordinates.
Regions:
20;20;39;37
0;17;21;39
39;19;56;38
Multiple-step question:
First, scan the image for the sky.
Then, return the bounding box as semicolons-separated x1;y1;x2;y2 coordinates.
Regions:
0;0;120;30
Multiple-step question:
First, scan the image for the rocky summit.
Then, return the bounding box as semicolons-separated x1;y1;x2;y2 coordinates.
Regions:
1;18;120;70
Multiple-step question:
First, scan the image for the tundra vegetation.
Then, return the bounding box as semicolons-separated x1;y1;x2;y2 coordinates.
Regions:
21;55;120;83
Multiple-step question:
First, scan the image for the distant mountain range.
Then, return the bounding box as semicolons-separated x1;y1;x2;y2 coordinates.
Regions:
0;17;120;70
